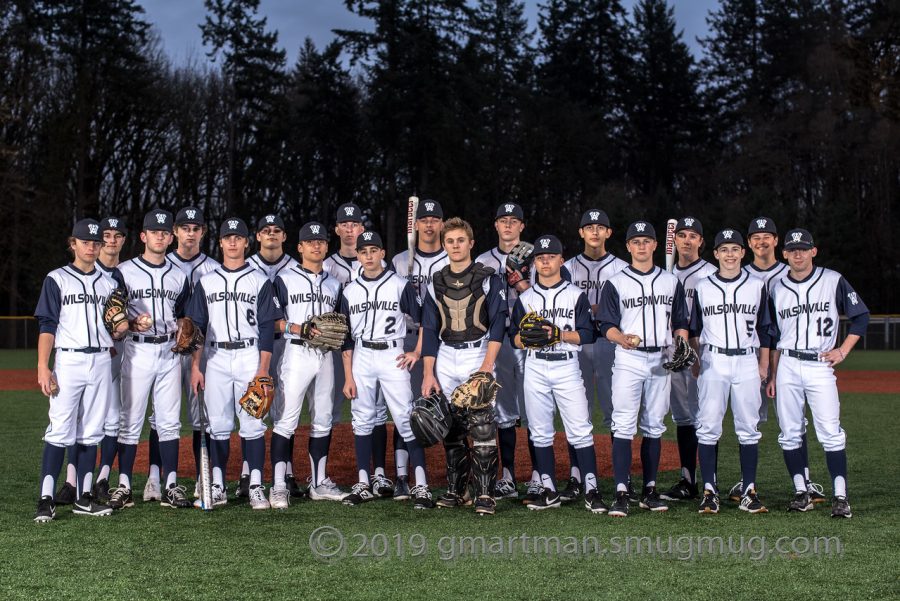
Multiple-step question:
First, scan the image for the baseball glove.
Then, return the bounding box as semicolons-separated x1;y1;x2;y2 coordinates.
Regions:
663;335;697;372
505;241;534;287
298;312;348;351
49;374;59;398
518;311;562;349
103;287;129;339
450;371;501;411
238;375;275;419
171;317;204;355
409;391;453;447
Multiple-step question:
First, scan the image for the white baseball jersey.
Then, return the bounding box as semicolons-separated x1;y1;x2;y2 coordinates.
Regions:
34;265;120;349
510;281;594;353
743;261;788;288
476;247;518;314
598;266;690;347
324;253;387;285
689;271;770;350
117;257;191;336
273;266;342;331
673;258;717;321
563;252;628;309
167;251;221;290
391;248;449;299
248;252;299;283
339;269;421;344
767;267;869;353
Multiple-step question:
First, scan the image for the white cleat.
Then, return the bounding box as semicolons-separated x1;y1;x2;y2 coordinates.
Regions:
309;478;349;502
269;486;290;510
249;484;270;510
143;479;162;502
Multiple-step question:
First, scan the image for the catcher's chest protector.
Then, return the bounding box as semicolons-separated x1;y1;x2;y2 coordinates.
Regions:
433;263;493;343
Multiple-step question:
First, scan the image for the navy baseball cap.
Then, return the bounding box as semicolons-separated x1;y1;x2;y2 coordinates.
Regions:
713;228;745;249
298;221;328;242
748;216;777;236
675;216;703;236
416;199;443;219
143;209;173;232
626;221;656;241
336;203;363;223
356;230;383;250
580;209;610;228
783;228;814;250
495;202;524;221
257;213;285;231
533;234;563;256
100;216;126;234
220;217;249;238
175;206;205;226
72;218;102;242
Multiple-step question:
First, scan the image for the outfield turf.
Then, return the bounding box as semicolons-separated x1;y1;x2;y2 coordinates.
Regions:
1;352;898;600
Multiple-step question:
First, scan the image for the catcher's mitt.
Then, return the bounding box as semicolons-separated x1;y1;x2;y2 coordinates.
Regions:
505;241;534;287
409;391;453;447
298;312;348;351
103;287;129;339
450;371;501;411
171;317;204;355
518;311;562;349
663;335;697;372
238;375;275;419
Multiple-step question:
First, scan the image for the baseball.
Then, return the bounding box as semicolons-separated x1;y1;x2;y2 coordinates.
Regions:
626;334;641;347
136;314;153;329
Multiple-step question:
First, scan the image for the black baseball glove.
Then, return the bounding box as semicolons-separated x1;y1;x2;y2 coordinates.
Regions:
518;311;562;349
663;335;697;372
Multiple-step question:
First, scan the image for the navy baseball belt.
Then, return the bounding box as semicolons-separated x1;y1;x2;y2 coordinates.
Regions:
444;340;482;350
785;349;819;361
705;344;755;357
58;347;108;353
210;339;256;350
360;340;400;350
532;351;574;361
131;333;175;344
634;346;663;353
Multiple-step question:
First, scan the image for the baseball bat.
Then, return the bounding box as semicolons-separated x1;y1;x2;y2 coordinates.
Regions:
665;218;678;273
406;195;419;277
197;388;214;511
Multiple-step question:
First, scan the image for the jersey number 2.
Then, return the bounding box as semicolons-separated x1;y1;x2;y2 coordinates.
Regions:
385;316;396;335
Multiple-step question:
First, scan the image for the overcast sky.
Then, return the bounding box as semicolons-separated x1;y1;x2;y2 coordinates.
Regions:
139;1;718;67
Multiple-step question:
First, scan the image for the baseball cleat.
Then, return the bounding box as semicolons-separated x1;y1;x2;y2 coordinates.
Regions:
660;477;699;501
639;486;669;512
626;478;639;503
343;482;376;506
248;484;270;510
34;496;56;523
788;491;814;512
108;486;135;510
558;477;583;503
285;474;305;499
269;486;290;510
526;488;561;511
739;489;768;514
235;474;250;499
436;491;466;508
193;483;227;508
161;485;192;509
411;484;436;510
309;478;348;502
392;475;411;501
493;478;518;500
831;495;852;518
142;479;161;502
370;474;393;498
584;489;609;514
698;490;720;514
54;482;76;505
474;495;496;515
522;479;542;505
73;493;113;517
728;480;744;502
609;491;630;517
807;481;827;504
92;478;111;504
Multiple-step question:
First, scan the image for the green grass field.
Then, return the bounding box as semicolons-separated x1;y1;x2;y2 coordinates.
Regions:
1;351;898;600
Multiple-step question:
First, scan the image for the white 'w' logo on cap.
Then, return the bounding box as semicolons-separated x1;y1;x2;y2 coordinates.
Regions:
425;202;434;211
156;213;167;224
108;219;118;228
344;207;355;216
791;232;803;243
186;209;196;219
266;215;275;223
590;211;600;220
88;224;99;235
362;232;373;241
505;204;514;213
722;230;734;239
635;222;646;232
540;238;550;249
756;219;767;228
684;217;695;227
228;220;239;230
310;225;320;234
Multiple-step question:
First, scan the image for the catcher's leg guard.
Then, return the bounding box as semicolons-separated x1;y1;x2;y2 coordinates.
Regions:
468;406;499;499
437;410;470;507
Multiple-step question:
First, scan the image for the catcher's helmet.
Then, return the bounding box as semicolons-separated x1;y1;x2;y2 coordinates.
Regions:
409;391;452;447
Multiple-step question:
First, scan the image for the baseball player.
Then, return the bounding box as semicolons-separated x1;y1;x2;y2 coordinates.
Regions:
598;220;690;517
338;231;434;509
147;207;220;502
766;228;868;518
245;213;301;499
660;217;716;502
420;217;508;514
511;235;606;513
34;219;121;520
391;199;448;499
474;203;535;501
107;210;193;510
269;221;347;508
186;217;281;509
729;217;824;504
562;209;628;503
689;229;771;514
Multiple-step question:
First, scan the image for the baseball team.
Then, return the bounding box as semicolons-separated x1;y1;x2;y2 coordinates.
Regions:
32;201;868;522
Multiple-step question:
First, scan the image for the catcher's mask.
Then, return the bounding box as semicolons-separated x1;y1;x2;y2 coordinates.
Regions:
409;391;453;447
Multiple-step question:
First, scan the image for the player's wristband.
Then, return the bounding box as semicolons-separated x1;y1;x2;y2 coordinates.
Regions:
284;321;294;336
837;348;845;360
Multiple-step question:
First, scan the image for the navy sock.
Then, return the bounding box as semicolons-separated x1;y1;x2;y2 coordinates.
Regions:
393;426;407;452
159;439;179;485
117;443;138;484
640;437;661;487
98;435;118;473
75;443;97;497
271;432;290;467
800;432;810;474
211;439;230;476
612;437;632;489
40;443;66;496
533;445;556;491
498;426;516;480
739;443;759;491
526;429;537;473
245;437;265;473
567;443;579;481
698;443;717;491
372;424;387;471
574;445;598;490
148;428;161;473
406;439;426;473
66;443;78;476
783;447;806;490
240;436;247;473
309;434;330;486
287;433;296;475
192;430;202;476
825;450;848;493
676;425;698;483
355;434;373;482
